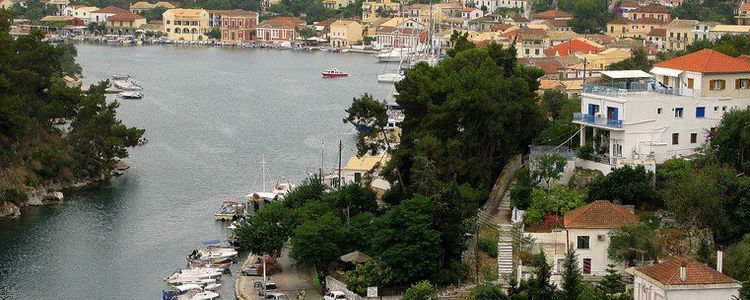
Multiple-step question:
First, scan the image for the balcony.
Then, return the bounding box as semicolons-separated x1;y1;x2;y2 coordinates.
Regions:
573;113;623;129
582;83;690;99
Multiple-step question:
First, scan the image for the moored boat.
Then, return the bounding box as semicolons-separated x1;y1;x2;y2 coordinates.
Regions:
377;73;404;83
214;199;245;221
119;91;143;99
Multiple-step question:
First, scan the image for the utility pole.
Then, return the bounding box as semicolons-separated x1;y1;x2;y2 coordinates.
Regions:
475;208;480;284
338;139;342;189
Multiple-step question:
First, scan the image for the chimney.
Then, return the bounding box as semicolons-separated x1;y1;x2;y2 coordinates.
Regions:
717;250;723;273
679;261;687;282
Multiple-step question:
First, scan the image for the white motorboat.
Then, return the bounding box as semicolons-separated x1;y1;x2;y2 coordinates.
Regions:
176;289;220;300
377;73;405;83
112;76;142;91
119;91;143;99
374;48;413;62
187;247;238;262
168;278;217;287
214;199;245;221
166;268;224;285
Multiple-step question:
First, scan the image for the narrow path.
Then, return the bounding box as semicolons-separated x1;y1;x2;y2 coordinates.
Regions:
235;248;322;300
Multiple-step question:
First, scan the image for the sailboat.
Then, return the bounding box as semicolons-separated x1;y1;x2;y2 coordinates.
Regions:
244;155;294;204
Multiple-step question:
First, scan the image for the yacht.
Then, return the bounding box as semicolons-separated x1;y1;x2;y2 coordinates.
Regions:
377;73;405;83
112;76;142;91
119;91;143;99
374;48;413;62
244;156;294;204
322;68;348;78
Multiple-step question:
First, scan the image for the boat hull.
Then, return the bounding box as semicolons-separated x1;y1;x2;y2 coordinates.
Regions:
322;73;348;78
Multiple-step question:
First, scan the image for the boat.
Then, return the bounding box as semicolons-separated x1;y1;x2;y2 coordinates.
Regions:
186;258;232;269
377;73;404;83
103;34;120;44
165;268;224;285
112;76;142;91
112;74;131;80
322;68;348;78
119;91;143;99
167;278;218;287
187;240;238;263
214;199;245;221
244;156;294;205
374;48;413;62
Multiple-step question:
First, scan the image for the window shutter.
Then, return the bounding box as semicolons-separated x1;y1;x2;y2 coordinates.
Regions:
721;80;726;90
737;79;741;89
710;80;715;90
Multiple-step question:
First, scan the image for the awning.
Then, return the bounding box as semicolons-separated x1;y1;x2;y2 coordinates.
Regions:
650;67;683;77
600;70;653;79
340;251;372;263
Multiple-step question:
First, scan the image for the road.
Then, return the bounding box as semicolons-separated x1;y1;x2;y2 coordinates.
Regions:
236;248;323;300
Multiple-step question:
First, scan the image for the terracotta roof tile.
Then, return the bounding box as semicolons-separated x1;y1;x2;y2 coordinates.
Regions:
491;23;513;32
527;57;564;74
563;200;638;229
534;9;572;19
634;17;665;25
544;39;602;57
632;4;669;13
647;28;666;36
608;17;632;25
93;5;130;14
654;49;750;73
738;54;750;64
741;3;750;10
619;0;638;8
634;257;739;285
107;12;144;21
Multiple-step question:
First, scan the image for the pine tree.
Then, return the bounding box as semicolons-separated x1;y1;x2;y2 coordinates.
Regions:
529;249;556;299
696;239;714;268
561;246;581;300
597;264;625;296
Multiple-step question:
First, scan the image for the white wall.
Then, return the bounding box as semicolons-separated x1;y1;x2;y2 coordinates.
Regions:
566;228;623;276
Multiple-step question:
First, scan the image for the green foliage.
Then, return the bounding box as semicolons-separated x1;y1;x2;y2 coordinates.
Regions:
531;0;553;13
283;177;326;209
510;168;534;210
207;28;221;39
324;183;379;220
568;0;614;34
290;212;349;267
345;259;393;296
402;280;437;300
597;264;626;298
725;234;750;282
270;0;335;22
371;195;441;284
682;35;750;57
656;158;692;187
343;93;389;156
540;90;568;120
741;281;750;300
11;0;56;21
561;246;581;300
349;212;376;254
696;239;713;267
672;0;734;24
608;223;661;267
141;6;167;21
524;187;584;226
478;237;498;258
473;283;509;300
529;249;556;299
586;165;659;209
235;202;296;254
447;30;476;58
711;108;750;174
532;154;567;191
2;188;28;204
607;49;652;72
296;26;316;39
576;141;595;160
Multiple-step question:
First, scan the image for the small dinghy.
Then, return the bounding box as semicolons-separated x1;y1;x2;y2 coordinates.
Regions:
119;91;143;99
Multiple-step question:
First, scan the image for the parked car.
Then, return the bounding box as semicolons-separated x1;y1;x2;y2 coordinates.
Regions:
258;280;278;295
265;292;289;300
241;266;260;276
324;291;348;300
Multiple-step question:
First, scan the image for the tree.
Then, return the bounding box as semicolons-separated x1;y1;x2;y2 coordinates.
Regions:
447;30;476;57
282;177;326;209
660;165;733;236
532;153;567;192
529;249;556;299
608;48;652;72
540;90;567;120
608;223;661;267
324;184;379;221
568;0;614;34
371;195;441;284
207;27;221;39
402;280;437;300
296;26;316;39
561;246;581;300
510;168;534;210
586;165;660;209
597;264;627;299
235;202;296;254
346;259;393;296
725;234;750;282
672;0;735;24
711;108;750;174
290;212;349;267
473;283;509;300
696;239;714;267
141;6;167;21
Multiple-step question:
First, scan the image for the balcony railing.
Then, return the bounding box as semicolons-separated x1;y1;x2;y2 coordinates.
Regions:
582;84;685;99
573;113;623;128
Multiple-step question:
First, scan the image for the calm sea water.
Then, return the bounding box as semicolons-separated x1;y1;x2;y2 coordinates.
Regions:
0;44;392;299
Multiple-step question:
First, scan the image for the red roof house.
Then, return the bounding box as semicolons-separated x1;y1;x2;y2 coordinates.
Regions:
627;257;741;299
653;49;750;74
534;9;572;20
543;39;604;57
564;200;639;229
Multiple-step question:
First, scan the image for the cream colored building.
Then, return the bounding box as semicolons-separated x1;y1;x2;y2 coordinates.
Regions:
129;1;178;14
665;19;698;51
579;48;632;70
329;20;363;48
162;8;209;41
322;0;353;10
63;6;99;24
342;154;390;185
361;0;400;21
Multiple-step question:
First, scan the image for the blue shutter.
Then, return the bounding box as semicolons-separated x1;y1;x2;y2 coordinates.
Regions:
696;107;705;118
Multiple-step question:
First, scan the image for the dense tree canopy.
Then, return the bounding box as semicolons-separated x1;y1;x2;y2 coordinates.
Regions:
586;165;660;209
711;109;750;174
608;49;652;72
672;0;735;24
608;223;661;267
568;0;614;34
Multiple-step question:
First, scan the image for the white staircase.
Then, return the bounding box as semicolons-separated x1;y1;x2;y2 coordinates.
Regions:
497;225;514;281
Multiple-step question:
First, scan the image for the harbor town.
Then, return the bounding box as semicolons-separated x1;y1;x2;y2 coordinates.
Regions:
3;0;750;299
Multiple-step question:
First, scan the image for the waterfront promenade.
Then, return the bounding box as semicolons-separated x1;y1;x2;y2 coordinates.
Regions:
236;248;321;300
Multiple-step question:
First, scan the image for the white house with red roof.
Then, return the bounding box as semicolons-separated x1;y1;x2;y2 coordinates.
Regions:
563;200;639;277
737;2;750;26
627;257;742;300
91;6;130;23
574;49;750;168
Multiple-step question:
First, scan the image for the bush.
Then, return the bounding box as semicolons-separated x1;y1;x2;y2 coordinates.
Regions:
479;237;498;258
262;256;282;275
402;280;437;300
510;168;533;210
576;142;595;160
586;165;660;209
3;188;28;204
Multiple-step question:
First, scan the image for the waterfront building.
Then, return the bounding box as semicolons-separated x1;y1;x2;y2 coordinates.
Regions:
162;8;210;41
329;20;363;48
361;0;400;21
129;1;178;14
63;5;98;24
738;2;750;25
322;0;353;10
626;4;670;22
219;9;258;42
47;0;69;16
255;16;305;42
709;24;750;41
563;201;638;276
375;18;427;49
91;6;130;23
342;154;390;185
665;19;698;51
628;257;742;300
573;49;750;168
105;12;146;35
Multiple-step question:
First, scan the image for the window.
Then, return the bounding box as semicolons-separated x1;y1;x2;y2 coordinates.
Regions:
577;236;590;249
715;106;719;111
583;258;591;274
737;78;749;89
675;107;683;118
672;133;679;145
691;133;697;143
657;108;662;114
710;79;726;90
663;76;670;85
687;78;694;89
723;106;727;111
354;172;362;183
696;107;705;118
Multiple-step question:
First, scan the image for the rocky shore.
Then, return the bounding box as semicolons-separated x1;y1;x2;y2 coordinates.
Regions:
0;160;130;219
